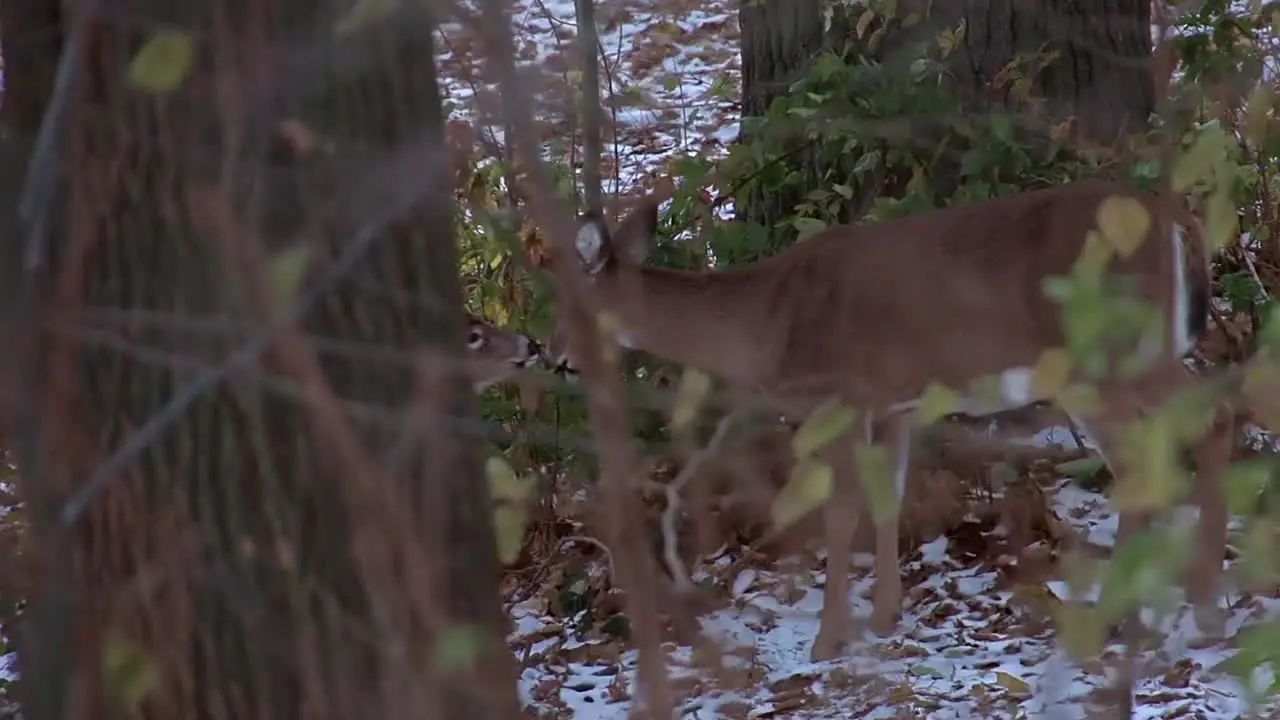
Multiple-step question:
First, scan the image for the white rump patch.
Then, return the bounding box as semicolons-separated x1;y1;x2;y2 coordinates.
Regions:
1172;223;1192;357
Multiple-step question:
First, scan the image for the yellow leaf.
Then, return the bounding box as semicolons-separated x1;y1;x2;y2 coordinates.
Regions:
102;632;158;714
916;381;959;425
128;30;195;94
1245;84;1275;145
1051;602;1105;661
1057;382;1102;417
485;455;530;502
1171;128;1226;192
1031;347;1073;398
1072;230;1116;280
492;505;529;565
994;671;1032;697
268;245;312;312
856;9;875;38
855;442;898;525
771;458;833;530
671;368;713;433
1205;185;1238;252
1095;195;1151;258
595;311;623;365
1111;419;1184;512
792;398;856;458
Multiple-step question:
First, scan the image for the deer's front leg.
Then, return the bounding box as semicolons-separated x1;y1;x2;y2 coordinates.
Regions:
870;413;911;637
811;437;859;662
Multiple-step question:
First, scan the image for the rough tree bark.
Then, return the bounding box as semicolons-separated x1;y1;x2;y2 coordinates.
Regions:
737;0;1154;238
10;5;519;720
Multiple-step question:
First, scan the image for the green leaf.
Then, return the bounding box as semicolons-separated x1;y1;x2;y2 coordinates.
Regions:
1205;184;1239;252
916;382;959;425
792;399;856;458
434;625;485;673
1171;127;1227;191
268;245;312;312
793;216;828;239
771;458;833;530
128;30;195;94
102;632;159;714
1095;522;1192;624
1235;519;1278;590
1222;459;1272;515
1055;456;1105;479
855;441;898;525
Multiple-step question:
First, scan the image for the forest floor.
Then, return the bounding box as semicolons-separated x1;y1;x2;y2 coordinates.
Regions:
436;2;1280;717
504;420;1280;718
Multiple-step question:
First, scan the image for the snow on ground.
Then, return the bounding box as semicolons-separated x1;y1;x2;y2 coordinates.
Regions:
506;425;1280;718
437;0;739;197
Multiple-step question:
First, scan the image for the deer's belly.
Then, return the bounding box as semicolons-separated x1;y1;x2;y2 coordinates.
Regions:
887;366;1045;418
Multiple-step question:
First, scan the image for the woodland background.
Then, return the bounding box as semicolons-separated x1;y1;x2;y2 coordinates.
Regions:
0;0;1278;718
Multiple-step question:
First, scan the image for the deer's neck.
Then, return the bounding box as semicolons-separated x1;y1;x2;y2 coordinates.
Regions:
588;266;775;387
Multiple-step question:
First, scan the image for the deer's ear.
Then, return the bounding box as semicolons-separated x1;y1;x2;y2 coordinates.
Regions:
613;199;660;265
574;214;611;274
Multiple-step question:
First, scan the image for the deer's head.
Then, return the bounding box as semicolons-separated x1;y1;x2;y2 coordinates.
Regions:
463;315;544;391
546;199;662;381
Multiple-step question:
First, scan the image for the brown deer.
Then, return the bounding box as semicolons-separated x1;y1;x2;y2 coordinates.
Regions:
461;314;546;391
546;179;1235;662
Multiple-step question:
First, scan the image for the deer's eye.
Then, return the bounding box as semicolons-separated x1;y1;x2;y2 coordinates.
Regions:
467;329;484;348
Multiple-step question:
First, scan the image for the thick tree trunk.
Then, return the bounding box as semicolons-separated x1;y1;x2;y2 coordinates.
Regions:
737;0;1154;238
12;6;518;720
945;0;1154;146
737;0;838;251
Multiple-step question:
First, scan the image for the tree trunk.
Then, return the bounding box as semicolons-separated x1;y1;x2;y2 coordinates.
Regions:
944;0;1154;147
737;0;1154;238
737;0;839;250
12;6;519;720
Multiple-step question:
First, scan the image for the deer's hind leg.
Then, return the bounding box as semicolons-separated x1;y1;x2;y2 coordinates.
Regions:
810;412;914;660
811;434;860;662
869;413;912;638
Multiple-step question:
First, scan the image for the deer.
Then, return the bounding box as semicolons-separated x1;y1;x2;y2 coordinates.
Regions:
544;178;1237;662
461;313;546;391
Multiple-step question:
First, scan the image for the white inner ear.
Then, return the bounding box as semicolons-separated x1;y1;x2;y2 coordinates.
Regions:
575;222;606;267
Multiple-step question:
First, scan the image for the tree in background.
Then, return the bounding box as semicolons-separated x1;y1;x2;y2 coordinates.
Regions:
736;0;1155;246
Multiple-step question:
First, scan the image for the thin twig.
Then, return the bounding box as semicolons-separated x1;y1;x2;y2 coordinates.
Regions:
657;408;745;593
